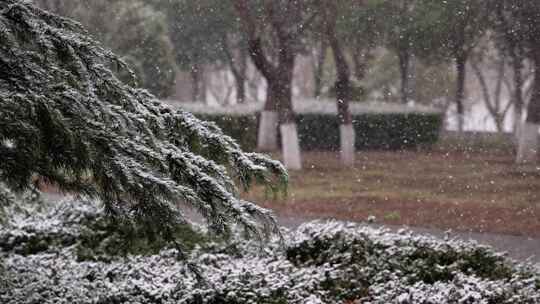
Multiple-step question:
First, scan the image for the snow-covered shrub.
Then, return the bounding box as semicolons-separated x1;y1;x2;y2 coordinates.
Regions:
288;222;539;303
1;203;538;304
0;183;15;221
0;196;207;259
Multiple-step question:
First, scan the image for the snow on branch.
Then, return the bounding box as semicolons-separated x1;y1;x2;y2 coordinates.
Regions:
0;0;287;244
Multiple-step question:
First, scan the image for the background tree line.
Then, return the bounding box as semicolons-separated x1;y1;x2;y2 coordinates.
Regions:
35;0;540;166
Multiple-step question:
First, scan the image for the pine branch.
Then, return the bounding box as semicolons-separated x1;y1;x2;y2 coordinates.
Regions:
0;0;287;245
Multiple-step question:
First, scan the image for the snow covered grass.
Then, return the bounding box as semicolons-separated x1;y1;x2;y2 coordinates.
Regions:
1;197;539;303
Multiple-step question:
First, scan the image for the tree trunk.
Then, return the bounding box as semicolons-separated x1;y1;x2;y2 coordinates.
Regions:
409;53;417;103
314;39;327;98
327;6;355;166
262;77;300;168
511;48;524;137
236;47;247;104
495;117;504;133
470;57;505;133
276;70;295;124
234;0;302;169
257;110;279;151
230;46;247;104
280;123;302;170
257;81;280;151
352;48;369;81
398;48;411;105
335;73;355;166
276;53;301;170
235;75;246;104
455;53;467;132
221;34;247;104
201;68;207;104
331;55;352;125
517;122;539;164
517;49;540;164
254;46;300;171
190;63;202;102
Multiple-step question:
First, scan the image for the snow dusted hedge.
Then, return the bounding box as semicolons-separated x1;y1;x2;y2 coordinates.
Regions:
0;195;207;259
166;100;443;151
1;197;539;303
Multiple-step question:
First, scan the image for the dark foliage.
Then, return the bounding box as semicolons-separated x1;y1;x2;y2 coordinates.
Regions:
196;112;442;151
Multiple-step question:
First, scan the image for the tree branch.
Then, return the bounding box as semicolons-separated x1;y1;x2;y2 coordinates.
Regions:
221;34;242;79
470;57;496;116
233;0;277;81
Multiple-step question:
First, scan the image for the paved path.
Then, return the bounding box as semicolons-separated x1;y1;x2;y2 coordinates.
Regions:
278;215;540;265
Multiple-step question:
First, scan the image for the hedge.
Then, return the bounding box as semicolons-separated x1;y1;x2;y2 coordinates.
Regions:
197;114;259;151
2;198;539;304
299;113;442;151
195;112;442;151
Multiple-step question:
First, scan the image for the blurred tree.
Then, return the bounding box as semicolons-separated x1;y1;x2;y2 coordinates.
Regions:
416;0;490;132
1;0;286;249
110;1;177;98
321;1;355;166
494;1;540;164
493;2;529;136
305;15;328;98
379;0;420;105
414;61;455;109
233;0;318;170
221;35;249;104
312;38;328;98
470;42;513;133
152;0;248;104
321;0;385;101
36;0;177;98
341;1;384;85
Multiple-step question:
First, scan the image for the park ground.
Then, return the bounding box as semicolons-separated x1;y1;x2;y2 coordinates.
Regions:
244;149;540;238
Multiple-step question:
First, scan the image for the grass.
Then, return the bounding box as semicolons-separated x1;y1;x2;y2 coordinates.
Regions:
247;150;540;207
243;150;540;236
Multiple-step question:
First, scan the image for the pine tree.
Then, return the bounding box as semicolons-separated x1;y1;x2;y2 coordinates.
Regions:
0;1;286;245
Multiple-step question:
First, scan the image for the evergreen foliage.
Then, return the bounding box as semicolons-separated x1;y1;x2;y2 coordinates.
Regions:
0;1;287;246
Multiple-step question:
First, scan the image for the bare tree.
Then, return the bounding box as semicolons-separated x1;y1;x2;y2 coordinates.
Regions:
494;3;528;137
470;48;513;133
495;0;540;164
419;0;490;132
313;39;328;98
322;1;355;166
222;35;249;104
189;61;207;103
518;46;540;163
233;0;317;169
394;0;417;105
